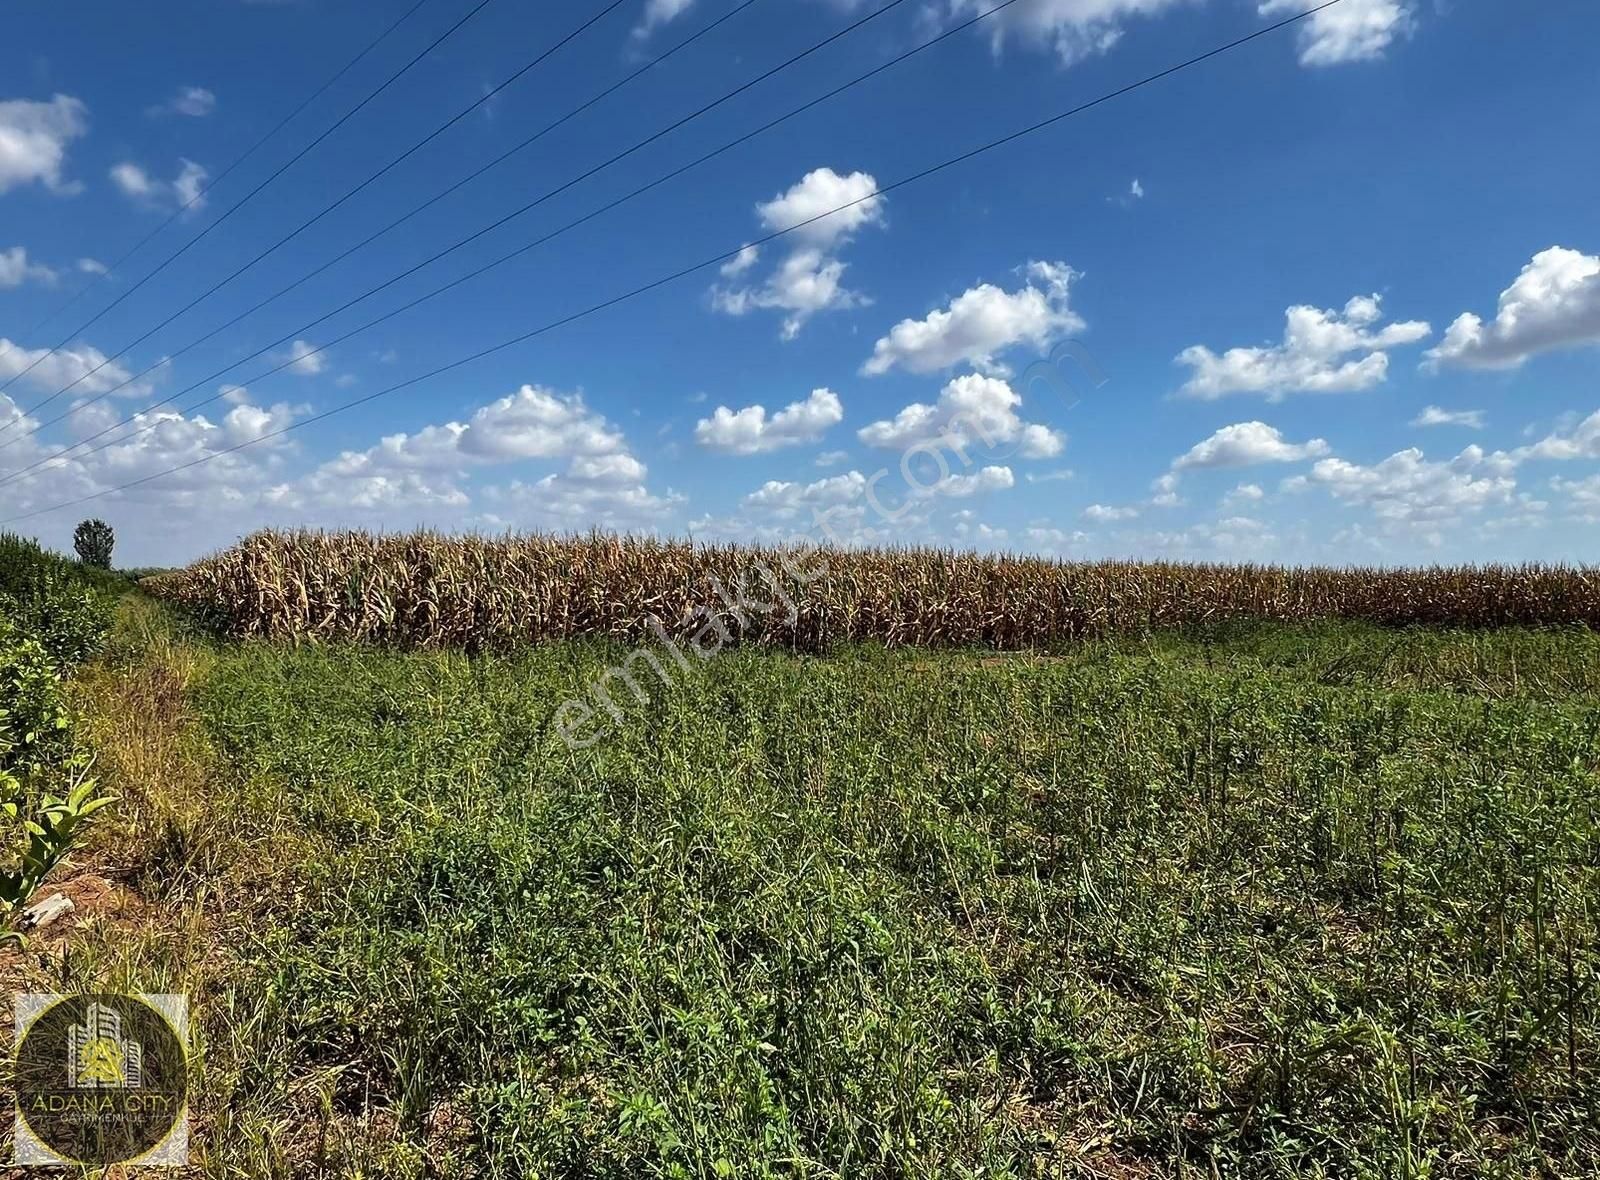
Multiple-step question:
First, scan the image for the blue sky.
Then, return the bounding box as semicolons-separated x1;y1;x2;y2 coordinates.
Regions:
1;0;1597;566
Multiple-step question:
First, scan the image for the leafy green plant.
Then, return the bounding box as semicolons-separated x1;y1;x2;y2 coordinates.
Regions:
0;532;117;669
0;764;116;919
0;585;117;934
0;577;110;670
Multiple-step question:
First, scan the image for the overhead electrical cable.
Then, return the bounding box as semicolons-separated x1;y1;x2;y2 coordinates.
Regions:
2;0;933;470
0;0;763;459
0;0;1344;526
0;0;436;364
0;0;500;416
1;0;635;438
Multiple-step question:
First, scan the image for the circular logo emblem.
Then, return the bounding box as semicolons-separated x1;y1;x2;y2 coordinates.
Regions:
14;993;187;1166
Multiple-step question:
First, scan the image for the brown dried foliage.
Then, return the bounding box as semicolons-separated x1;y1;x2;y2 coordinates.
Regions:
144;529;1600;651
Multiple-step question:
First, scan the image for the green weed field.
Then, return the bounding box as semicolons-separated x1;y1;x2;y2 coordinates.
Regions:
24;606;1592;1177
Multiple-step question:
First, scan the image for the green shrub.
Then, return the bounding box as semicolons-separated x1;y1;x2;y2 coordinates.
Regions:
0;532;114;668
0;617;72;775
0;579;109;670
0;547;118;930
0;531;128;599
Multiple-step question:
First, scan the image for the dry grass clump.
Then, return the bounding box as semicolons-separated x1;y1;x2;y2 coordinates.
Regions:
145;529;1600;651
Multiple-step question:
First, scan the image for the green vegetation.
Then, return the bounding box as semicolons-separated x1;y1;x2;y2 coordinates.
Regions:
73;517;116;570
38;611;1592;1176
0;534;118;929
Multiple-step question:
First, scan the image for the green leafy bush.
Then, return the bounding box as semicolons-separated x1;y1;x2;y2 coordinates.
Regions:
0;532;114;668
0;530;128;599
0;618;72;774
0;546;118;930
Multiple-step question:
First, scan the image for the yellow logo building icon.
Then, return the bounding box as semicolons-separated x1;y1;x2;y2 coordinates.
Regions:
67;1001;144;1089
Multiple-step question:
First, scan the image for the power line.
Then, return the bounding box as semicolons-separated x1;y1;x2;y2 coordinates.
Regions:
0;0;500;413
0;0;632;439
0;0;1343;527
1;0;919;470
0;0;436;368
0;0;763;461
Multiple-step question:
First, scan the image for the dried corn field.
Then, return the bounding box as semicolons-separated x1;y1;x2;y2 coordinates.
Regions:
142;529;1600;650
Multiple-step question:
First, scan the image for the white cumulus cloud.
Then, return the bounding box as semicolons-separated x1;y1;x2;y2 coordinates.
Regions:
1172;421;1331;469
694;387;843;454
1425;247;1600;370
1177;293;1430;399
857;373;1064;459
863;261;1083;377
1307;446;1515;524
0;336;152;398
712;168;885;340
0;95;87;194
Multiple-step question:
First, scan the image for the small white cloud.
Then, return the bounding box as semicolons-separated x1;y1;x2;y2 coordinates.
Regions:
755;166;884;247
0;95;87;194
1308;446;1515;524
1513;409;1600;463
1261;0;1415;66
1083;503;1138;522
111;158;209;213
1026;524;1089;554
0;335;153;397
1149;470;1184;508
712;168;885;340
282;340;327;377
150;86;216;118
172;159;207;207
1223;482;1265;507
814;449;849;468
694;387;844;454
1172;421;1331;469
77;257;107;275
1552;474;1600;522
1130;178;1144;199
857;373;1063;459
282;383;674;529
938;465;1014;497
1177;294;1430;399
0;246;56;288
632;0;694;39
1425;247;1600;370
863;261;1083;377
1411;405;1485;429
947;0;1188;66
110;162;154;199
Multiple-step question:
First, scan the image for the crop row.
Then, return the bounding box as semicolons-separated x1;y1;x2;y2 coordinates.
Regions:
140;530;1600;650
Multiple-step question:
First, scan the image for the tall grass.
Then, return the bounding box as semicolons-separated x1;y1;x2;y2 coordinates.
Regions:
148;529;1600;651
